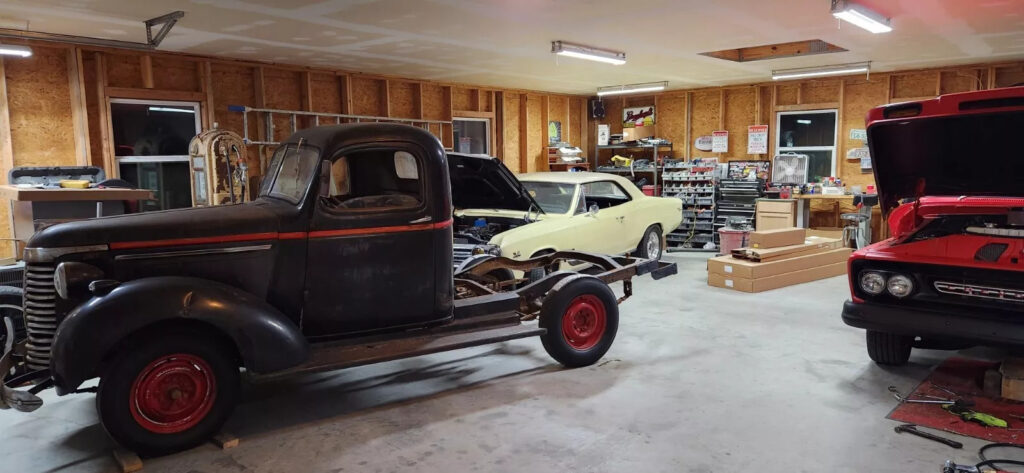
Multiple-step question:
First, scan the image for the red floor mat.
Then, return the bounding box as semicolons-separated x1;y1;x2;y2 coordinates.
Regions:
888;358;1024;443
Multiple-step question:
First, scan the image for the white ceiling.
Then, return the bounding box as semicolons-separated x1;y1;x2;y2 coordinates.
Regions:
0;0;1022;94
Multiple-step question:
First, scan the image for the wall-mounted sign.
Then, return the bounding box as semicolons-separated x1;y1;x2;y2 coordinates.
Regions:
623;106;655;128
548;121;562;145
846;147;870;160
849;128;867;141
695;135;713;151
597;124;610;146
747;125;768;154
712;130;729;153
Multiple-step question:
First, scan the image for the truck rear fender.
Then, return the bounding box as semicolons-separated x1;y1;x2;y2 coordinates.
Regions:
50;276;309;394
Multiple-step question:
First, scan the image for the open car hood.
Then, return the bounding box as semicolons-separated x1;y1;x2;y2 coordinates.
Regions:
866;87;1024;213
446;153;541;212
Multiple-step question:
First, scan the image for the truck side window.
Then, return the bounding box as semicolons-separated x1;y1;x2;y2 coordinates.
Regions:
320;149;423;212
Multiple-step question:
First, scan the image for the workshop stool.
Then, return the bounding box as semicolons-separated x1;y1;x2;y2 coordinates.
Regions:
841;194;879;249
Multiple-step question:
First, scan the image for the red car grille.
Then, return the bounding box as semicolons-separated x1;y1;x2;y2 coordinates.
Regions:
934;281;1024;303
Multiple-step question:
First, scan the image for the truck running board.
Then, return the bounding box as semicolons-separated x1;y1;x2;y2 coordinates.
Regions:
252;321;545;382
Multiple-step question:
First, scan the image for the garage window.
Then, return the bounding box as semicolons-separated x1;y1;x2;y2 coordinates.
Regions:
775;110;837;183
111;99;202;211
453;118;491;155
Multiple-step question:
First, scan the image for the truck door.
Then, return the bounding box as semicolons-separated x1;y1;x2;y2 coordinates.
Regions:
302;145;441;337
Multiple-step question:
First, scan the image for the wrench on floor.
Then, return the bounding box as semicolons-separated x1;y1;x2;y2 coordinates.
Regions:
888;386;975;407
894;424;963;449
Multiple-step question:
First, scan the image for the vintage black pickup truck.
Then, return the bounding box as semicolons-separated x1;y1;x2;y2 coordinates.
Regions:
0;123;675;456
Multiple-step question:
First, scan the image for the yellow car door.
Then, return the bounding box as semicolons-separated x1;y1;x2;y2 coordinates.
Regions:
580;181;635;255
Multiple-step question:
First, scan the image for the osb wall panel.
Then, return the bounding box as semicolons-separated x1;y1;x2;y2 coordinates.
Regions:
893;72;939;99
801;80;840;104
421;83;445;121
483;91;494;112
547;95;569;144
656;94;686;158
309;73;341;114
264;69;302;142
388;81;417;119
502;92;521;172
568;97;583;148
5;47;76;168
526;95;543;172
351;77;382;116
995;65;1024;88
776;85;799;106
152;56;200;92
104;53;142;89
209;64;258;171
452;86;473;111
940;70;980;94
724;88;757;159
840;77;887;187
689;91;720;158
82;53;104;168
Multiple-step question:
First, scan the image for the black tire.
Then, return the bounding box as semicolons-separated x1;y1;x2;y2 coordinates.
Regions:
539;277;619;368
635;225;663;260
97;328;240;457
0;285;24;350
866;330;913;366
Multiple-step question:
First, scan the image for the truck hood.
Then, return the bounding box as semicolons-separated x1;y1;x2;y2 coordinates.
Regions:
27;200;282;249
447;152;541;212
867;88;1024;213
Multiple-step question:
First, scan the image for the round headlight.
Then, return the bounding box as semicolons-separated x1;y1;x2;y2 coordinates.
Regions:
887;274;915;298
859;271;886;295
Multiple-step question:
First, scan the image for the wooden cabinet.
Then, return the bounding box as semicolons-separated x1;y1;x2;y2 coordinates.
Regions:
755;199;796;230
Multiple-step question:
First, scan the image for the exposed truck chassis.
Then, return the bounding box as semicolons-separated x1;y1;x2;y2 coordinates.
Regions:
2;251;675;411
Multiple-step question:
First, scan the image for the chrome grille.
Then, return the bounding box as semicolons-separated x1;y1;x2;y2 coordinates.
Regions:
23;263;56;370
452;245;474;268
934;281;1024;303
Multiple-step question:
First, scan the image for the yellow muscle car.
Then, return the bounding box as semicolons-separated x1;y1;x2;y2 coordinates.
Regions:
447;153;683;271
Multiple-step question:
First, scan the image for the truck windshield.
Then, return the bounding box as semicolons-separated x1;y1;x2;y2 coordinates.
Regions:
258;141;321;204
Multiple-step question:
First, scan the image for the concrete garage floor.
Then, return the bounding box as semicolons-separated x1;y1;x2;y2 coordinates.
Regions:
0;253;1005;472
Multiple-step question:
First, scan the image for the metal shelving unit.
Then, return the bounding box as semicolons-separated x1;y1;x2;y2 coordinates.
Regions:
593;143;672;195
662;161;718;251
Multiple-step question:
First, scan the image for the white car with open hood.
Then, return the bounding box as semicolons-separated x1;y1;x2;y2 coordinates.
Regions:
447;153;683;270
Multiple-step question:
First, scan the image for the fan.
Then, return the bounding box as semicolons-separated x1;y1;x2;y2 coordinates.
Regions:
771;153;809;185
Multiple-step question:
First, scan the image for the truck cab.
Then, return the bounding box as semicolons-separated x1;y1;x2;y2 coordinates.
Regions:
841;86;1024;365
0;123;675;456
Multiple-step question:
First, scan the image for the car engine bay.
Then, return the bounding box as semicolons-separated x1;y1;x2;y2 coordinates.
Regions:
453;215;527;244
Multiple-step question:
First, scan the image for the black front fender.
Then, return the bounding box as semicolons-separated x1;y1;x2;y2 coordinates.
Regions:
51;276;309;394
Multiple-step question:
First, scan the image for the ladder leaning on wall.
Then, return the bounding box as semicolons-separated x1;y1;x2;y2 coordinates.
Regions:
228;105;452;147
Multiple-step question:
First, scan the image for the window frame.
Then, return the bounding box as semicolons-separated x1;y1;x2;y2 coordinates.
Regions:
582;180;633;202
774;109;839;180
452;117;492;156
110;98;202;164
316;145;429;216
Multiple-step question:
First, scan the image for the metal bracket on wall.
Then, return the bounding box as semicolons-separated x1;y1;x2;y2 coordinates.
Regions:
0;11;184;50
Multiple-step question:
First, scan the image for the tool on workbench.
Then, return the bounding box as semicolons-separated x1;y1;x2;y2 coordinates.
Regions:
943;404;1008;428
888;386;976;407
893;424;963;448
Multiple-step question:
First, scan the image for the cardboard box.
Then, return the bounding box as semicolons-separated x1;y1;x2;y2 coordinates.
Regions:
749;228;806;249
707;247;852;279
1001;358;1024;402
707;261;847;293
732;236;843;262
807;227;844;240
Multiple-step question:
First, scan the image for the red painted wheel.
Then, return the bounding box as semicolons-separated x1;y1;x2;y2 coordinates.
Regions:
561;295;607;350
129;354;217;434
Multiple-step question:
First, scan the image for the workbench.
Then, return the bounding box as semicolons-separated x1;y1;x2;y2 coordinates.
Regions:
2;185;153;257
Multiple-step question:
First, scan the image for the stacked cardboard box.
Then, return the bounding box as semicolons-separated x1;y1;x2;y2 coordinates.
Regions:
707;228;851;293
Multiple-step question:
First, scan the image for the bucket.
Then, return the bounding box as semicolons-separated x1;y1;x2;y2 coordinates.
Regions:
642;185;661;196
718;228;750;254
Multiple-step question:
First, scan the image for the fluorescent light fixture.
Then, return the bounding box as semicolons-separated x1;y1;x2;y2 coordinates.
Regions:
0;44;32;57
796;119;812;124
831;0;892;33
772;62;870;81
597;82;667;97
552;40;625;66
149;106;195;113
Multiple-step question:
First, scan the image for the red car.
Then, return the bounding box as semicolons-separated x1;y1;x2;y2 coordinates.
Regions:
842;86;1024;365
